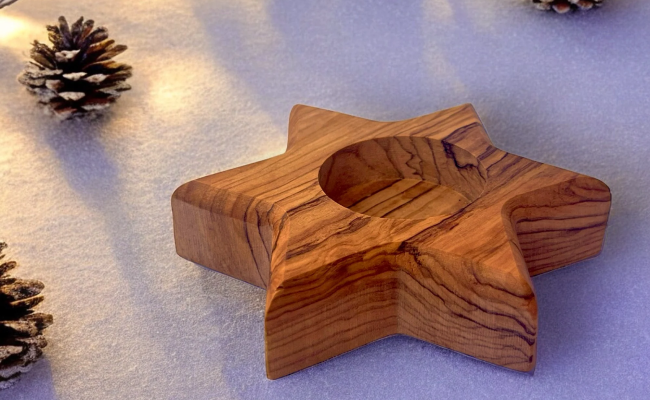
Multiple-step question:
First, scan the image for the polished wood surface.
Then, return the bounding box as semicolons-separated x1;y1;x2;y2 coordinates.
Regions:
172;104;611;379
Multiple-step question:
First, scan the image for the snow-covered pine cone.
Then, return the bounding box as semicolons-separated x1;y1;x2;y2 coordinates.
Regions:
18;16;132;120
0;242;53;390
533;0;604;13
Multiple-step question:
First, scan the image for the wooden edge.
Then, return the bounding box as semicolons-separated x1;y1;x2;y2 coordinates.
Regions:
172;180;288;288
501;174;611;276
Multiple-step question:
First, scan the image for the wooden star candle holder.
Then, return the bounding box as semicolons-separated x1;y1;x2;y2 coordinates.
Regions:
172;104;611;378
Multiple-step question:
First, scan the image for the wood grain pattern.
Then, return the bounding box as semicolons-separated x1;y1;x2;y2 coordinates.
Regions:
172;104;611;379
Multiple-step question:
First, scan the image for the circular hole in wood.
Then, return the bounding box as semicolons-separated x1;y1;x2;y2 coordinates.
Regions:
318;137;487;219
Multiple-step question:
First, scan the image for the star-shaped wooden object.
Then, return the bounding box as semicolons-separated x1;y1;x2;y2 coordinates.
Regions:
172;104;611;378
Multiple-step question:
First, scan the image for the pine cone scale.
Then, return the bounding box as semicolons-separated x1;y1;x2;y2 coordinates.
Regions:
79;20;95;44
45;80;64;91
0;279;44;300
24;313;53;330
6;295;45;311
0;321;41;337
98;45;127;61
87;39;115;58
0;0;20;10
0;347;22;363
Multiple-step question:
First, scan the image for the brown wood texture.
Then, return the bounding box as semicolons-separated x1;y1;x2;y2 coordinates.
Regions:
172;104;611;379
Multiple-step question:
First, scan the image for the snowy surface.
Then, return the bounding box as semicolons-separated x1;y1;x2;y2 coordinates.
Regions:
0;0;649;399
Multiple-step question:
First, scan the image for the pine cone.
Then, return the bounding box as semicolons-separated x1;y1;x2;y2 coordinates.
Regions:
0;0;19;9
18;16;132;120
533;0;603;13
0;242;52;390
